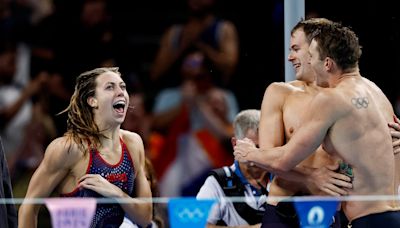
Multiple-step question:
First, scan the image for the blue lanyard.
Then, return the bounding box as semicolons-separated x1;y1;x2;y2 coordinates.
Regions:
233;161;264;196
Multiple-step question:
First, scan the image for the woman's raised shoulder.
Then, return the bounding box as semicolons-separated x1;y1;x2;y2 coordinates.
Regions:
47;136;85;157
43;136;84;169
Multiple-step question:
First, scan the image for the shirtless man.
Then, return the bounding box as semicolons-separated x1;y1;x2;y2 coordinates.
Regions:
247;18;353;227
18;67;152;227
235;20;400;227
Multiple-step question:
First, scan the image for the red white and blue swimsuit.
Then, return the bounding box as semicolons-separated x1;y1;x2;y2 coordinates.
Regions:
61;139;135;227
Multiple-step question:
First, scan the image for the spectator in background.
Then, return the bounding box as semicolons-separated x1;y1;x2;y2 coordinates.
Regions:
151;50;239;197
197;109;270;227
54;0;115;81
29;0;116;135
0;137;17;228
150;0;239;91
0;40;50;174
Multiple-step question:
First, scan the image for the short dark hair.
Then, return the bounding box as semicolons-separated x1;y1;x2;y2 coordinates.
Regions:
311;22;362;71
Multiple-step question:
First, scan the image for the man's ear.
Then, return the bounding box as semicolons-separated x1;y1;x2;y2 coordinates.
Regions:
325;57;334;71
231;137;237;147
87;97;98;108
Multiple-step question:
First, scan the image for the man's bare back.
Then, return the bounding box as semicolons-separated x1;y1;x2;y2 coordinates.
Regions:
319;75;396;220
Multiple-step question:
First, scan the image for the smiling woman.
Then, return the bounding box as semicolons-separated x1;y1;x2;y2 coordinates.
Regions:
18;67;153;228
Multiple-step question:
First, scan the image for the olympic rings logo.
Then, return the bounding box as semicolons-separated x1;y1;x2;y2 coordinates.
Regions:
351;97;369;109
173;203;207;223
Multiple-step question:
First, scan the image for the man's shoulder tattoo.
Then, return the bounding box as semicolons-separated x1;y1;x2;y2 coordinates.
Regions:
351;97;369;109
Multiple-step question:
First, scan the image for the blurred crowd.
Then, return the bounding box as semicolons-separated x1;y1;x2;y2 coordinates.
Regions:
0;0;246;201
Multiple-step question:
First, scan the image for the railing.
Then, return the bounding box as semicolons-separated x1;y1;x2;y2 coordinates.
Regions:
3;195;400;228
